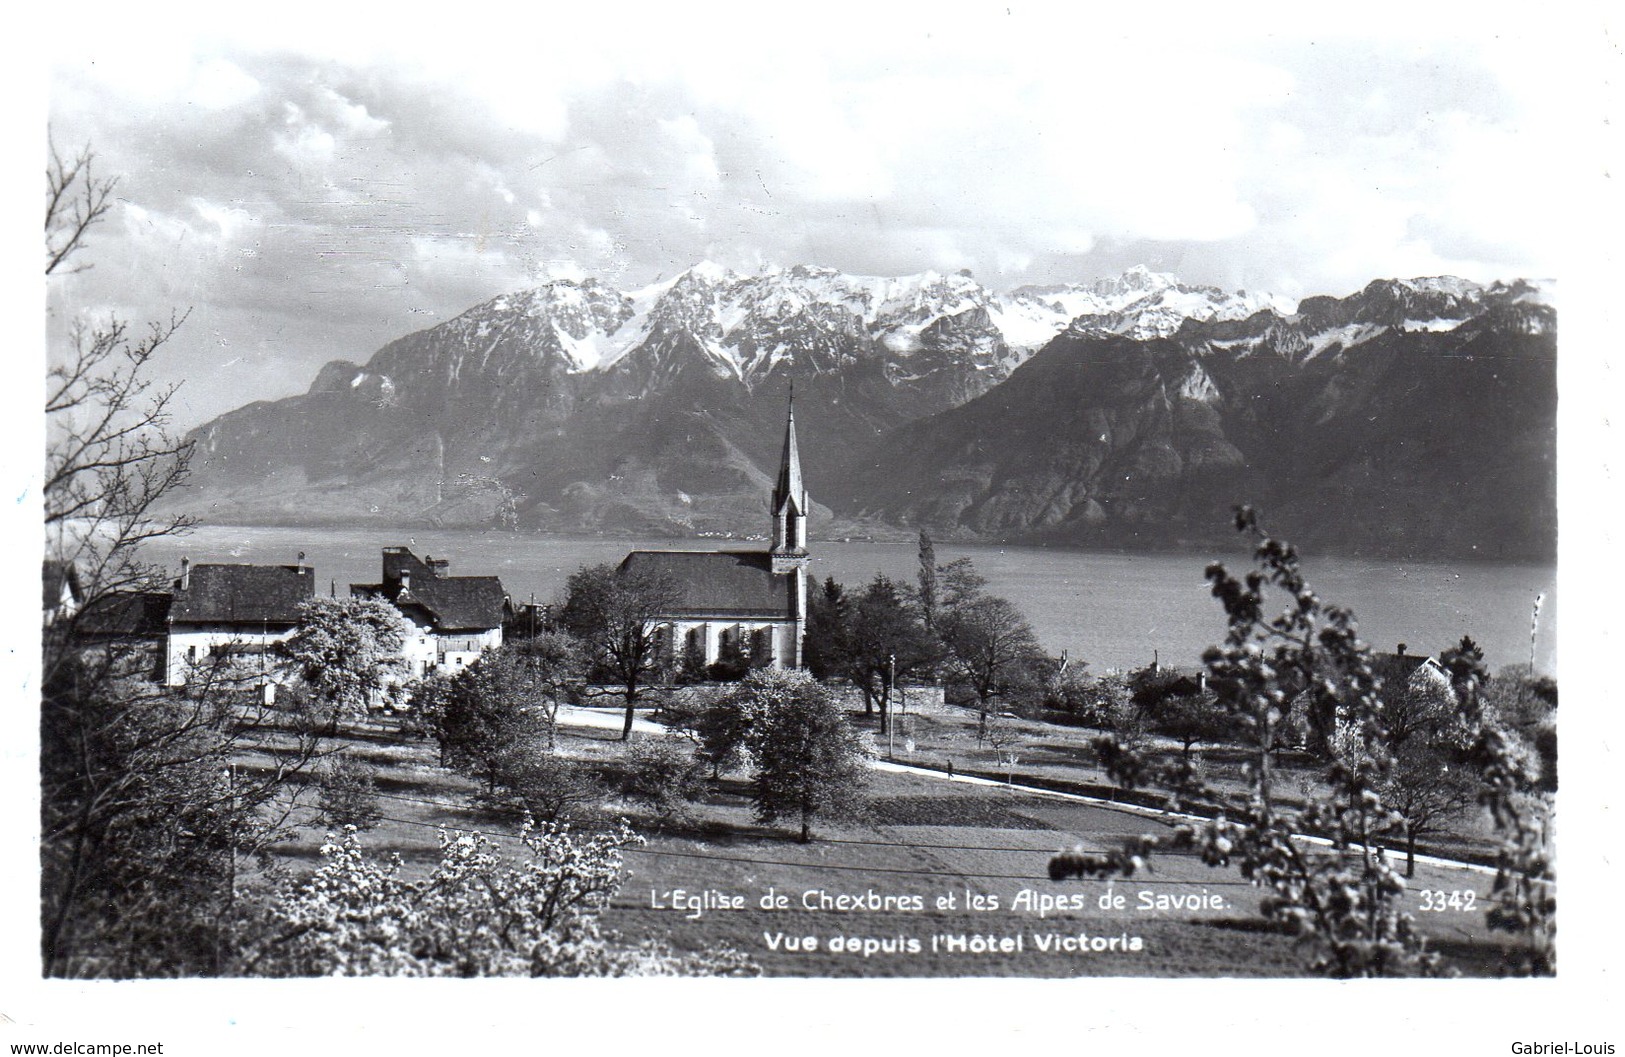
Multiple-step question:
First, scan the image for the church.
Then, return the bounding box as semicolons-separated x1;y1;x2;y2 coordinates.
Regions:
618;393;810;670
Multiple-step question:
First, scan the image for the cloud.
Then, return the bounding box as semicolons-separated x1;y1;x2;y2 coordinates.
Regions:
46;16;1572;427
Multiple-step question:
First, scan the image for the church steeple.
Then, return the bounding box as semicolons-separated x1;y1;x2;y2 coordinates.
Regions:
770;386;809;572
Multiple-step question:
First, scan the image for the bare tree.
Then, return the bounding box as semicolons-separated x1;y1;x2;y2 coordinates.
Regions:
41;144;326;977
558;562;684;740
934;564;1045;739
44;139;194;687
46;139;117;276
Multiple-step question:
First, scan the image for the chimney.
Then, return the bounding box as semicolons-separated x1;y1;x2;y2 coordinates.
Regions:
399;568;411;595
297;551;306;575
428;557;450;578
1397;643;1407;657
180;557;191;591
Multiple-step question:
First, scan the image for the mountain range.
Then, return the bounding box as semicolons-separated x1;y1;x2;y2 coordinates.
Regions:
171;265;1556;561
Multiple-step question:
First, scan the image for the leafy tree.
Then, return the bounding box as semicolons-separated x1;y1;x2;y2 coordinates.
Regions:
488;751;605;825
238;821;756;977
621;734;708;823
279;597;412;724
707;634;751;682
917;529;938;629
802;575;851;680
741;669;870;842
422;651;554;794
559;562;684;740
841;574;938;735
671;686;757;780
1056;510;1445;978
934;560;1045;739
1485;666;1558;793
1129;668;1231;762
315;751;384;832
506;632;587;749
675;641;710;685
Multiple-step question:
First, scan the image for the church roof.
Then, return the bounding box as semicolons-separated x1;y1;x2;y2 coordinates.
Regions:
619;550;796;620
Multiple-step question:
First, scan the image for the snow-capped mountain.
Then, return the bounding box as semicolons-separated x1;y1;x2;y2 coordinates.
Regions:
170;266;1553;560
828;276;1556;560
315;262;1290;405
1001;265;1297;344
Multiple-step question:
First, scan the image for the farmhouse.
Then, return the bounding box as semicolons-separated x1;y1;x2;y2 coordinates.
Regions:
351;547;510;678
42;560;83;626
165;558;316;691
620;393;810;670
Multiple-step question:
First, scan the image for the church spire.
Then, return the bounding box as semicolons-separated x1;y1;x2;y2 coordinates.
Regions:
773;382;804;516
770;385;809;569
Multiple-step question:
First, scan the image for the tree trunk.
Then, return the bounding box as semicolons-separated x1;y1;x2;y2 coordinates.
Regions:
621;697;635;741
1406;826;1417;878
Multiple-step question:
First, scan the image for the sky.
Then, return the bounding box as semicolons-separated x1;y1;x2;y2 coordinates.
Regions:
41;3;1594;428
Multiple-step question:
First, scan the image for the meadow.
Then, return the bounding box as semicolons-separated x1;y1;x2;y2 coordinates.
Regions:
244;706;1532;978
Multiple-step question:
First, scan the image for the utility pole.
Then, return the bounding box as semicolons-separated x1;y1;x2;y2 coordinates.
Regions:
886;653;896;757
1530;592;1544;671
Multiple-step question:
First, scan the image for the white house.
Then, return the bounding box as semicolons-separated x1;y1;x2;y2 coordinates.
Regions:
351;547;509;679
165;558;316;692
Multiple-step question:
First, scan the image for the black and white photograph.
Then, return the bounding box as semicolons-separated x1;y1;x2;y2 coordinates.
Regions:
9;0;1618;1050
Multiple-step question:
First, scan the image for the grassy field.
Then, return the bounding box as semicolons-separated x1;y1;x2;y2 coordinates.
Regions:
871;699;1507;865
242;710;1535;978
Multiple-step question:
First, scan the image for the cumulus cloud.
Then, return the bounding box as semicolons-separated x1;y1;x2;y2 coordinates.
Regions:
45;11;1572;427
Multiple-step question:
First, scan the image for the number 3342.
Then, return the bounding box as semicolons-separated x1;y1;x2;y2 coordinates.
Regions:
1418;890;1477;911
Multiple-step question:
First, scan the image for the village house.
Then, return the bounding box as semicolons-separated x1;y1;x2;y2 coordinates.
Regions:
42;560;83;626
1371;643;1451;691
351;547;509;678
44;559;172;682
165;558;317;694
620;392;810;670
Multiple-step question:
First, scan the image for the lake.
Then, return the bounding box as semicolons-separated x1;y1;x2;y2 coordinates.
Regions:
136;525;1557;676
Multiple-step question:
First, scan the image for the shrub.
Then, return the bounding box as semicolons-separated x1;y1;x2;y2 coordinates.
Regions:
315;751;383;832
487;750;605;825
621;734;707;822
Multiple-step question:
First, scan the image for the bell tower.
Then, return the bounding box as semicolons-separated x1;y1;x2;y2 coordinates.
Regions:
769;387;809;575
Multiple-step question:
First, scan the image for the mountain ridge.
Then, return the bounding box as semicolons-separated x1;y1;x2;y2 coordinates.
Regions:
167;266;1555;561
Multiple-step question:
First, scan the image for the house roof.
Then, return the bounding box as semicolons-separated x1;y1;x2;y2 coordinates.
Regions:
76;591;173;637
169;564;316;625
619;550;795;619
357;547;508;631
399;576;509;631
1370;651;1432;685
43;560;81;610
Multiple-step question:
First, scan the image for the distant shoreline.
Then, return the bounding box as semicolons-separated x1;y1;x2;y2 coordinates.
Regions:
150;514;1556;568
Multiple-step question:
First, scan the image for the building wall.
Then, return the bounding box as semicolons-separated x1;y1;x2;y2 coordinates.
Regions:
654;617;799;668
165;625;297;689
398;621;503;679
